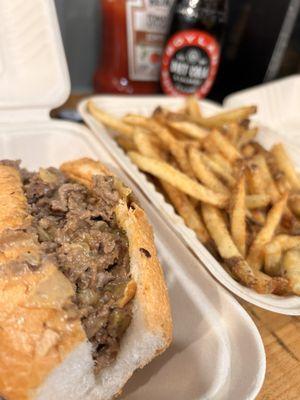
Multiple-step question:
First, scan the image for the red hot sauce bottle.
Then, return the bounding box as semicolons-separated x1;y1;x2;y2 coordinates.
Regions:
94;0;174;95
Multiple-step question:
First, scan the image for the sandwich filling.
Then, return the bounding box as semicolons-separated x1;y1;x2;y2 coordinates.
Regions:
3;161;134;374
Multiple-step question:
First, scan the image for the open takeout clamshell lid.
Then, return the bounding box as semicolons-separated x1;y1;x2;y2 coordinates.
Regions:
79;95;300;315
224;75;300;146
0;0;70;122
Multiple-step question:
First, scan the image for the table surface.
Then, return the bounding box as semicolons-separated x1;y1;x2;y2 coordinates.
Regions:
58;94;300;400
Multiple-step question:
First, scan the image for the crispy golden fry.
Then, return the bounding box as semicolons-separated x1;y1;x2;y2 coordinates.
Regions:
264;235;300;276
162;181;210;244
188;147;229;195
271;143;300;190
226;123;239;145
251;154;280;203
242;144;256;158
122;113;149;127
137;118;194;177
129;152;228;207
151;106;169;120
192;105;257;128
88;97;300;296
132;131;206;239
246;161;266;195
208;152;233;174
133;130;163;160
289;193;300;217
115;135;136;152
168;121;208;140
132;130;208;241
246;194;271;209
247;194;288;270
209;129;242;163
282;249;300;295
201;153;236;187
276;175;292;195
87;101;135;137
264;240;282;276
201;203;283;292
230;176;246;256
237;128;258;149
186;95;202;118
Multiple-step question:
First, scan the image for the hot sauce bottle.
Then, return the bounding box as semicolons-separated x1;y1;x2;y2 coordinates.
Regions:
160;0;228;98
94;0;174;94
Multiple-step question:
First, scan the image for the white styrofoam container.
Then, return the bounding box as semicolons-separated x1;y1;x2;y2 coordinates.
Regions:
79;95;300;315
0;121;266;400
224;75;300;147
0;1;266;399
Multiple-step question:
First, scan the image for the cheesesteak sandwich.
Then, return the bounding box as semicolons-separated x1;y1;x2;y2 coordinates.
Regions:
0;158;172;400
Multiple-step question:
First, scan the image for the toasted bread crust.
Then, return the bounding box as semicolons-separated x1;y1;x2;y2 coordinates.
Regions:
0;159;172;400
61;158;172;346
0;165;31;233
0;167;85;400
115;201;172;345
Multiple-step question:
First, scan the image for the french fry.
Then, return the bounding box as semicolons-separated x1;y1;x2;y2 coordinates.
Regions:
151;106;169;120
133;130;208;242
115;135;136;152
88;97;300;296
133;130;163;160
245;162;266;194
186;95;202;118
122;114;150;128
247;193;288;270
192;105;257;128
230;176;246;256
226;123;239;145
201;203;283;292
168;120;208;140
264;235;300;277
128;152;228;207
276;174;292;195
201;203;256;287
237;128;258;149
246;194;271;209
206;152;233;173
188;147;229;194
141;119;195;177
162;181;210;244
289;194;300;217
271;143;300;190
209;129;242;163
87;101;135;137
282;249;300;295
251;154;280;203
201;153;236;187
242;144;256;158
264;240;282;276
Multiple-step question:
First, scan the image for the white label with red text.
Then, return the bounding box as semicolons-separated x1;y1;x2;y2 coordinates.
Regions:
126;0;174;81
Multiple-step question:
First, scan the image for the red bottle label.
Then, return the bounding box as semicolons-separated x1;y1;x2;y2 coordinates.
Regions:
161;30;220;98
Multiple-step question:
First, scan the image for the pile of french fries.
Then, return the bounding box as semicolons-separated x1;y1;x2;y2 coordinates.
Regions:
87;97;300;296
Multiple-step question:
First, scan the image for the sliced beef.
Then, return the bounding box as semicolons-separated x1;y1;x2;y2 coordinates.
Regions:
17;165;133;374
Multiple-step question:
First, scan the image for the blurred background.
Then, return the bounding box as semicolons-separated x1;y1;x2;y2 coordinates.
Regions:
55;0;300;101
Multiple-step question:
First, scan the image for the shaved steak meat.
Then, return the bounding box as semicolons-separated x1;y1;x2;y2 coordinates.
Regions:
19;165;134;374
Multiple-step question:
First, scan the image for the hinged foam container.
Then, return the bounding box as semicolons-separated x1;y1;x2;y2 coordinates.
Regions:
0;1;265;399
79;95;300;316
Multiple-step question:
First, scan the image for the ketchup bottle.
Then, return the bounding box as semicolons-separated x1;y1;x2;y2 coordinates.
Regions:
94;0;174;95
160;0;228;98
